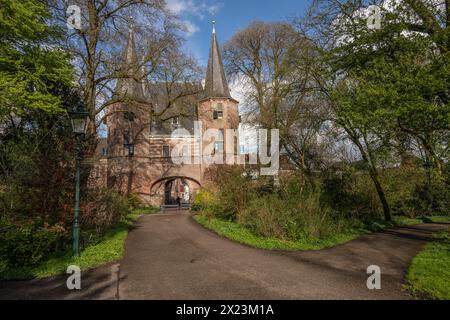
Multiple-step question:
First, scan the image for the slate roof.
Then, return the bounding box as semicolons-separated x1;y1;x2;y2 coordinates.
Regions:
203;23;231;100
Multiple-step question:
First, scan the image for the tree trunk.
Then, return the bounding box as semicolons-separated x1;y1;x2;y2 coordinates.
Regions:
368;167;392;221
345;126;392;221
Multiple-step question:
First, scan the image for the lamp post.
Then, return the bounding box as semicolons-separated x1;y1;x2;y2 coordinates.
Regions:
69;102;89;256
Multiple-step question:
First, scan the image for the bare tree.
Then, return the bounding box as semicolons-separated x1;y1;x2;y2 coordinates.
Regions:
223;21;328;173
50;0;187;140
147;48;203;123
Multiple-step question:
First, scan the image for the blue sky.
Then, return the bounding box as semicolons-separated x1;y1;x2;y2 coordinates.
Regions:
166;0;311;66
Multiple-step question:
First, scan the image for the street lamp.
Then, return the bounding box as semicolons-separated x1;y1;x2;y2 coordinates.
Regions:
69;101;89;256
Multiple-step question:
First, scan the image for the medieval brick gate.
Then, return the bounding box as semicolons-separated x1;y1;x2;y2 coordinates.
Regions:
92;22;240;209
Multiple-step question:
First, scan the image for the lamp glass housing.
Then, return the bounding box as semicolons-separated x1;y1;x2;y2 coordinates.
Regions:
71;117;88;134
69;102;89;135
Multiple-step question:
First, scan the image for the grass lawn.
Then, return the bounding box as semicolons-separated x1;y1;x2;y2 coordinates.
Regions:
0;209;154;280
405;228;450;300
131;206;161;215
194;214;361;250
193;214;450;251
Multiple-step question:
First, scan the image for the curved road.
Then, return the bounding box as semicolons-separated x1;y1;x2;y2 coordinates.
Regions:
117;211;446;300
0;211;447;300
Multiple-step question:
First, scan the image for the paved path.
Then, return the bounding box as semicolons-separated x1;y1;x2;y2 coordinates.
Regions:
0;212;447;300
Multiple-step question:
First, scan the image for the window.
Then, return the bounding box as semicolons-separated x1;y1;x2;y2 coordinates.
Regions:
162;145;170;158
124;111;135;122
214;129;224;154
214;142;224;154
172;117;179;125
213;110;223;120
127;144;135;157
123;130;130;144
101;148;107;156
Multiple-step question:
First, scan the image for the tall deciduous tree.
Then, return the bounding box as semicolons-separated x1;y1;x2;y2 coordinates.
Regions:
0;0;73;121
0;0;79;222
298;0;450;220
223;21;328;173
50;0;197;141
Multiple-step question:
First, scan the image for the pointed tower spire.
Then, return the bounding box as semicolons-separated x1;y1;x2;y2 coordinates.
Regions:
203;21;231;100
114;19;145;102
140;47;148;98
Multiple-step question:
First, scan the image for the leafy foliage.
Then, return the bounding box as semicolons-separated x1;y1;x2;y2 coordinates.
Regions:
0;218;68;272
0;0;73;118
0;1;135;274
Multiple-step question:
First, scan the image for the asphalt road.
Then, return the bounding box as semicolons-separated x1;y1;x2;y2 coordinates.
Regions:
0;211;447;300
117;212;446;300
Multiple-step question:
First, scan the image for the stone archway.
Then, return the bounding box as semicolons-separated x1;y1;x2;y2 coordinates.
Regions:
163;178;192;206
150;176;201;207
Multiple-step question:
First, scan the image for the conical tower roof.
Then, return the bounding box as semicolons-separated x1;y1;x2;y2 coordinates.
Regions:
114;25;145;102
203;21;231;100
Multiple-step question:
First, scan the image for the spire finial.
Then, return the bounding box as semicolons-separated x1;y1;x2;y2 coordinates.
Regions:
212;20;216;34
127;15;134;33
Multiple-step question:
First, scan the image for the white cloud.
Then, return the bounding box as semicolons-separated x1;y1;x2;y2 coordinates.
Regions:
183;20;200;36
200;2;223;18
166;0;194;14
165;0;223;37
165;0;224;20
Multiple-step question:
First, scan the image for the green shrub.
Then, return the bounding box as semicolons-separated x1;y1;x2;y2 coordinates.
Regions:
81;189;131;234
203;165;262;220
240;187;350;241
192;189;216;212
215;167;256;220
196;165;447;244
126;193;144;210
409;181;450;216
0;218;69;272
378;167;424;217
321;169;377;218
321;166;438;219
198;170;357;241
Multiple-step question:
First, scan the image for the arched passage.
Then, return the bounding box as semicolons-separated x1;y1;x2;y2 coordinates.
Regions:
150;176;201;207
